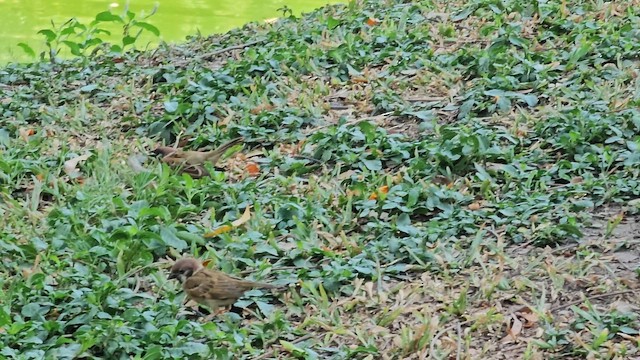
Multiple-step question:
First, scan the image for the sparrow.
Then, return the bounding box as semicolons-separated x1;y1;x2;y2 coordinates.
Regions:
153;136;244;167
158;158;210;179
168;257;278;313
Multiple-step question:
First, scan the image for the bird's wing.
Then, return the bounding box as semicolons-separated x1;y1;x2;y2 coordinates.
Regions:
183;271;216;299
183;269;244;301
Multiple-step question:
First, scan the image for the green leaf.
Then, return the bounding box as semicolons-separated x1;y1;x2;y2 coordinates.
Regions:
17;43;36;57
133;21;160;36
21;303;42;317
37;29;57;42
568;41;592;65
52;344;81;358
80;84;98;93
396;213;418;235
122;35;137;47
280;340;304;354
182;342;208;355
326;16;341;30
451;6;474;21
164;101;179;113
95;11;122;22
592;328;609;348
160;226;188;250
361;158;382;171
0;306;11;326
62;40;82;56
256;300;275;315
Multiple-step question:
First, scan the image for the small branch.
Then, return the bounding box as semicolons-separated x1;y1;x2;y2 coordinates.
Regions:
403;96;446;102
429;320;471;359
455;321;462;360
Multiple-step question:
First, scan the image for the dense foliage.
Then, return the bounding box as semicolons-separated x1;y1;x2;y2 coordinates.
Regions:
1;0;639;358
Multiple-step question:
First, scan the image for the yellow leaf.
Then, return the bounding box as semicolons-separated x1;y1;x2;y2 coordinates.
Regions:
368;185;389;200
232;205;251;227
203;206;251;238
203;225;233;238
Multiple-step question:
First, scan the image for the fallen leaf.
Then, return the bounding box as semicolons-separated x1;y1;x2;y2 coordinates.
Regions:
21;253;42;278
369;185;389;200
203;206;252;238
521;312;539;327
507;314;523;340
204;224;233;238
63;153;92;176
610;300;639;314
351;76;369;84
250;103;274;114
468;202;482;210
19;128;35;141
127;154;150;173
366;17;380;26
231;206;251;227
246;162;260;176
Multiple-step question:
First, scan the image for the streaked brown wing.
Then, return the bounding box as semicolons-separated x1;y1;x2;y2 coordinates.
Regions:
184;269;247;301
183;270;217;299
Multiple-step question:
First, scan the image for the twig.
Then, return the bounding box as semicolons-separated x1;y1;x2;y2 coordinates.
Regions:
455;322;462;360
404;96;446;102
429;320;471;359
550;289;639;312
172;130;184;148
255;333;315;360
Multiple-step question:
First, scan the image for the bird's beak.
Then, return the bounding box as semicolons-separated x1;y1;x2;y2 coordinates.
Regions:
168;272;177;280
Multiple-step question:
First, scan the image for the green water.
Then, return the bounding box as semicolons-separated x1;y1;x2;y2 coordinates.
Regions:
0;0;341;63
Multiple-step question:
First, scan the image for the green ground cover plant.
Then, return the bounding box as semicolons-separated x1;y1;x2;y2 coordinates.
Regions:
1;0;640;359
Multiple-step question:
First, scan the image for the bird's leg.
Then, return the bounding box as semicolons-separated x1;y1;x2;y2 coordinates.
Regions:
200;306;228;322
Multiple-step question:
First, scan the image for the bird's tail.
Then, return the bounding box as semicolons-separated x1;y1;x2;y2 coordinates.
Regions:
205;136;244;161
250;281;283;290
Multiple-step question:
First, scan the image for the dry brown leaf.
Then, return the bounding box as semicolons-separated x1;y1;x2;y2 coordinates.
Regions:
19;128;35;141
21;253;42;278
369;185;389;200
63;153;92;176
366;17;380;26
250;103;275;114
507;314;523;340
519;310;539;327
571;176;583;184
609;300;639;314
468;202;482;211
246;162;260;176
